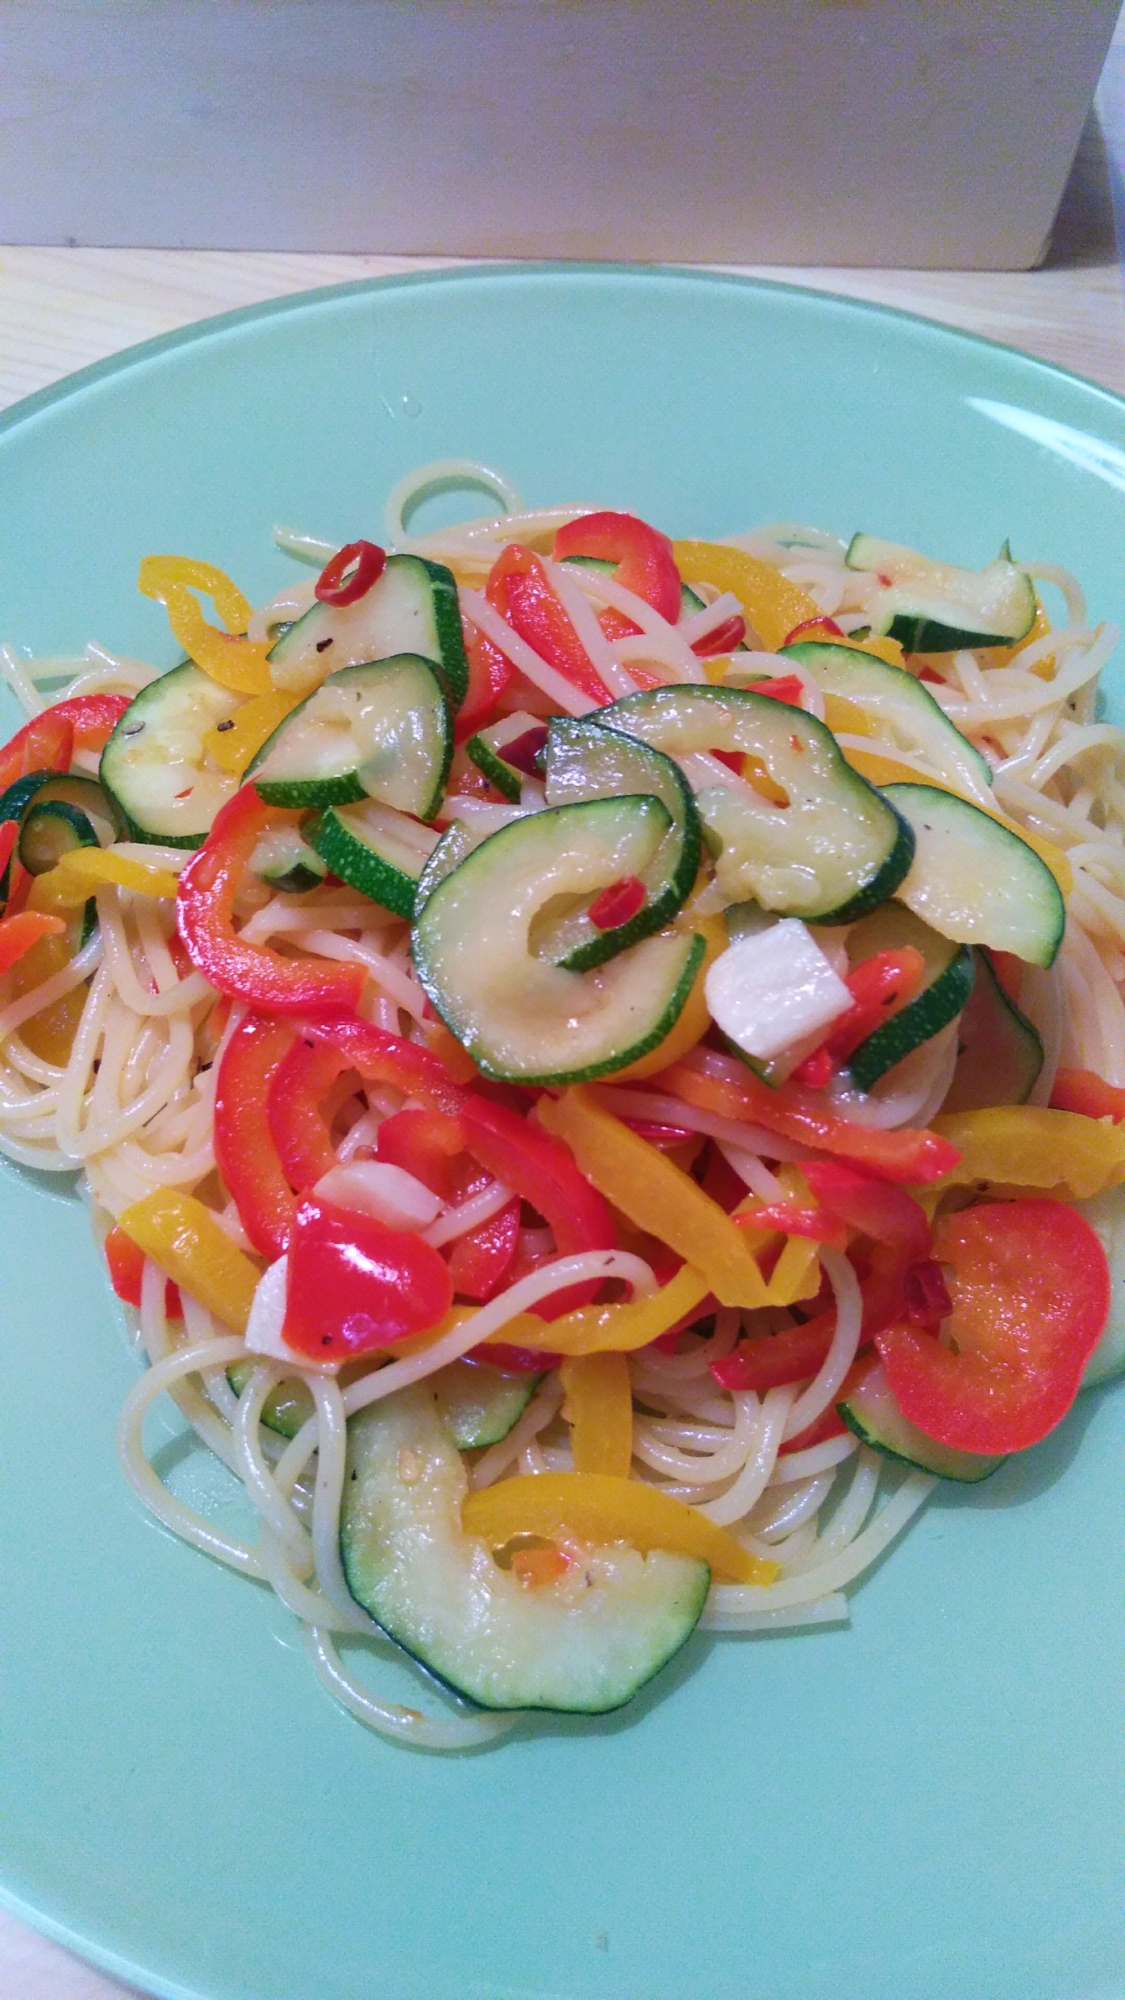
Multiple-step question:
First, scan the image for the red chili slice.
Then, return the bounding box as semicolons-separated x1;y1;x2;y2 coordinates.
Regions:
315;540;387;607
588;875;646;931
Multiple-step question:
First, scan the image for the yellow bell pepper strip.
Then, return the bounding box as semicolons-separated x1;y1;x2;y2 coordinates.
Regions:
202;687;306;776
560;1352;634;1475
496;1262;711;1356
462;1471;778;1584
837;745;1073;897
930;1105;1125;1200
610;912;726;1081
762;1230;823;1304
137;555;273;697
31;847;181;912
673;541;821;653
537;1087;771;1309
116;1189;261;1334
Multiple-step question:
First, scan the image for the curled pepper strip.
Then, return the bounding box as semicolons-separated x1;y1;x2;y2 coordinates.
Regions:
138;554;273;696
214;1012;298;1259
268;1016;469;1191
176;786;366;1016
462;1472;778;1584
315;540;386;606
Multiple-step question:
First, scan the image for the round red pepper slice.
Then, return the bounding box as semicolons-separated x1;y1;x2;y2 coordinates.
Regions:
588;875;646;931
314;540;386;607
282;1194;453;1358
875;1198;1111;1454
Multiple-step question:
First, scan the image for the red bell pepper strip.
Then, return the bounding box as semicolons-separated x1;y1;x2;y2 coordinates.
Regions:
657;1058;961;1185
792;949;926;1084
461;1095;615;1319
876;1198;1111;1454
799;1158;932;1263
712;1310;838;1393
486;545;612;706
475;1338;562;1372
448;1197;521;1301
268;1017;468;1190
693;614;748;657
0;710;74;796
282;1194;453;1359
1050;1066;1125;1123
0;909;66;976
176;786;366;1015
777;1354;873;1453
44;693;131;752
455;624;515;740
552;510;682;625
213;1012;298;1259
315;540;386;607
741;1201;849;1248
376;1106;467;1200
740;674;806;708
104;1222;182;1318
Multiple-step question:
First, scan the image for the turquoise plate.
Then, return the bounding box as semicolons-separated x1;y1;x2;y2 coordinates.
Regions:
1;267;1124;2000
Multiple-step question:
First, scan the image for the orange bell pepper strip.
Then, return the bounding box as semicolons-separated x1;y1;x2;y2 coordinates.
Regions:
462;1471;778;1584
116;1189;261;1334
0;909;65;977
31;847;181;911
656;1058;961;1185
536;1086;771;1308
176;785;366;1015
560;1351;634;1475
137;555;273;696
1049;1067;1125;1124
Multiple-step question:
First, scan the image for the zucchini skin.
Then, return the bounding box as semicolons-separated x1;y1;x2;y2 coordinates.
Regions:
309;805;421;920
847;942;974;1093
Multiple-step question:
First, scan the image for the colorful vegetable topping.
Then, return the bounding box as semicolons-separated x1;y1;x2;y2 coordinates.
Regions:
8;480;1125;1747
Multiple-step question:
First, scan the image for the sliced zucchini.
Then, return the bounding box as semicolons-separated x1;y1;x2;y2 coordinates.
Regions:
18;800;100;876
268;554;469;707
780;638;992;795
601;684;913;923
340;1384;710;1713
839;1361;1005;1482
227;1353;540;1447
248;655;451;819
413;806;530;911
412;796;706;1084
942;948;1043;1113
310;798;440;920
843;903;975;1093
0;769;123;842
1078;1188;1125;1389
882;783;1065;968
845;534;1036;652
465;712;548;804
100;663;242;847
539;715;701;970
248;826;328;894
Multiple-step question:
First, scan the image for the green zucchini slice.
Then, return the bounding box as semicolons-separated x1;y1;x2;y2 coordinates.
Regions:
942;949;1043;1113
340;1384;710;1713
780;638;992;794
839;1361;1006;1482
310;798;440;920
882;783;1066;968
248;826;328;894
412;796;706;1083
0;769;123;842
1078;1188;1125;1390
843;903;975;1093
267;553;469;707
99;663;243;847
845;534;1036;652
227;1354;541;1449
600;683;913;923
540;715;701;970
248;655;451;818
18;800;100;876
465;712;547;803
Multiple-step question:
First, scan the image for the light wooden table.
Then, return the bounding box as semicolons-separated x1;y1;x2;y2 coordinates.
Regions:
2;71;1124;2000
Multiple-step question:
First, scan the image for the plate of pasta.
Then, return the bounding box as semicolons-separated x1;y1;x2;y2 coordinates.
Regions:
1;265;1124;2000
